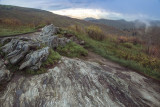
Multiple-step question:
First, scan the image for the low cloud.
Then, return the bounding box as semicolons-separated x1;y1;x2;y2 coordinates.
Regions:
51;8;150;21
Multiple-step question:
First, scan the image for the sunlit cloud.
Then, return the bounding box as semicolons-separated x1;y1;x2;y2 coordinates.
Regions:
51;8;151;21
52;8;122;19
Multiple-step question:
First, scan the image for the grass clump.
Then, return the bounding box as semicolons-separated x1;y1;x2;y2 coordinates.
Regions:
122;42;133;49
86;25;106;41
42;49;61;67
57;41;88;58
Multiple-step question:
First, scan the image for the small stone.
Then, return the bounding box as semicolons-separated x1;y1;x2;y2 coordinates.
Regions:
80;41;85;45
4;60;9;65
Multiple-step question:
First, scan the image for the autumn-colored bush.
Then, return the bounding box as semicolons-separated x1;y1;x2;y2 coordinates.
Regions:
128;37;143;45
117;36;143;45
147;45;160;58
0;18;22;26
86;25;106;41
117;36;128;43
68;25;85;34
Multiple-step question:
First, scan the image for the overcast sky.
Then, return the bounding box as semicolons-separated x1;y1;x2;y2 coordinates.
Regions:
0;0;160;20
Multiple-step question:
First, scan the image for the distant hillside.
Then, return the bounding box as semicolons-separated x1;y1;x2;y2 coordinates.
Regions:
0;5;88;27
85;18;160;30
85;18;136;30
0;5;125;36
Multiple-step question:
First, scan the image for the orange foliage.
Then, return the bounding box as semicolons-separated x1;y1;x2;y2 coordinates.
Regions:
0;18;22;26
117;36;142;44
149;45;160;58
117;36;128;43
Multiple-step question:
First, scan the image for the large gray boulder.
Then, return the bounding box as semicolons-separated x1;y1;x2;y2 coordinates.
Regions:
0;57;160;107
40;36;70;49
39;24;70;48
0;59;11;84
19;47;50;70
40;24;59;37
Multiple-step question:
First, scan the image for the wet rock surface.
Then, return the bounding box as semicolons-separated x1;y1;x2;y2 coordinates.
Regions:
0;57;159;107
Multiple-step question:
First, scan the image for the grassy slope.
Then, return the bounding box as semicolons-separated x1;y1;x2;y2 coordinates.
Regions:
62;29;160;80
0;5;125;36
0;25;36;36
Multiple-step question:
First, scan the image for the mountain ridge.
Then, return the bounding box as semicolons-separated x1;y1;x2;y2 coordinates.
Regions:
85;17;160;30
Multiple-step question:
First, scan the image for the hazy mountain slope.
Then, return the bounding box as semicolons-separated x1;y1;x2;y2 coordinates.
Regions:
0;5;125;36
85;18;160;30
86;19;135;30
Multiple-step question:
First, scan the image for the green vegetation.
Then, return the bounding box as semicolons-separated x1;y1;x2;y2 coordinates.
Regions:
57;41;88;58
121;42;134;49
64;27;160;80
42;49;61;67
0;25;36;36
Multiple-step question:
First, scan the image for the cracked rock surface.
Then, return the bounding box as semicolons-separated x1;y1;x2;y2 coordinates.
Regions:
0;57;159;107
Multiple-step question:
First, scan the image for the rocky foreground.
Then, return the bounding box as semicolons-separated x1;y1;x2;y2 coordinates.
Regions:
0;25;160;107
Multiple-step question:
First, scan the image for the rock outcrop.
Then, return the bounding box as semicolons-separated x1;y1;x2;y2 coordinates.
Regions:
19;47;49;70
0;59;11;84
40;24;59;37
39;24;70;49
0;57;159;107
1;39;39;65
0;24;70;70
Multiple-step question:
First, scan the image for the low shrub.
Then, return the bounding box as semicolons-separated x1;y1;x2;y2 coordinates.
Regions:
117;36;142;45
122;42;133;48
129;37;142;45
68;25;85;34
117;36;128;43
86;25;106;41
